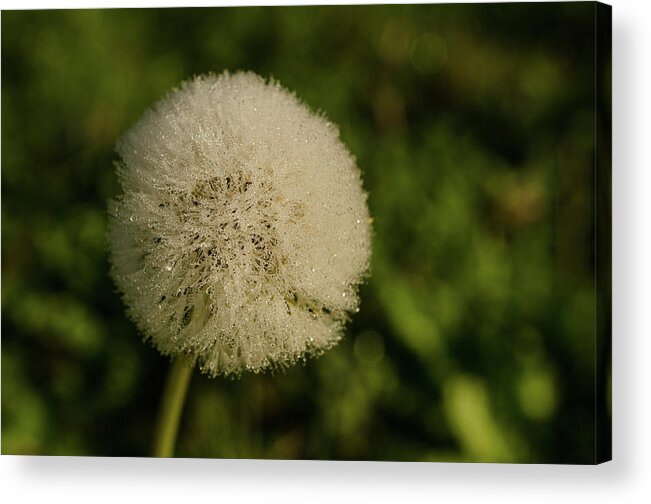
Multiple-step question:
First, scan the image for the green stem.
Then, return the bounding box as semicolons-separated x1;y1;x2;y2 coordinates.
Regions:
152;357;193;458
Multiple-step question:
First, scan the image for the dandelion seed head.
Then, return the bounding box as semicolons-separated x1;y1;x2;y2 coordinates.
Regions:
108;71;372;376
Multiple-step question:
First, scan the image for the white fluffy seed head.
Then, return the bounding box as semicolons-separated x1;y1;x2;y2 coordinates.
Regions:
108;71;372;377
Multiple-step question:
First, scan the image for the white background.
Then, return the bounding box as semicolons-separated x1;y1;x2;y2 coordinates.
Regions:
1;0;649;502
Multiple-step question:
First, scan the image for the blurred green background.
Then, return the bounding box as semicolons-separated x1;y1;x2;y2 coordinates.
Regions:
2;4;608;463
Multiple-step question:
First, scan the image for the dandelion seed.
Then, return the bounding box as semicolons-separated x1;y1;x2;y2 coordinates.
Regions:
108;71;372;377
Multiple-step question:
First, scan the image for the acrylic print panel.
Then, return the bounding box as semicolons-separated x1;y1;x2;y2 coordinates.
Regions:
1;2;611;464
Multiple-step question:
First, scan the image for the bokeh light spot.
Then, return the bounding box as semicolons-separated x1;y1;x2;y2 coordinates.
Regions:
518;368;557;421
410;32;447;74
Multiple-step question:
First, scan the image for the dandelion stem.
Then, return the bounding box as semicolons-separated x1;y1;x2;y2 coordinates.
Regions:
152;357;193;457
